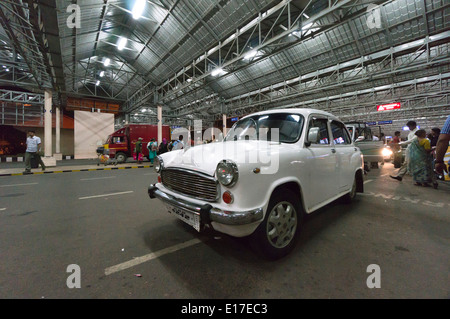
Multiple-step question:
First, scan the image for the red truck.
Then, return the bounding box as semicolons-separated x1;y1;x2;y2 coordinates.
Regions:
104;124;171;163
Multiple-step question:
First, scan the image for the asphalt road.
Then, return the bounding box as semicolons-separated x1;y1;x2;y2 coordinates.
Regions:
0;163;449;299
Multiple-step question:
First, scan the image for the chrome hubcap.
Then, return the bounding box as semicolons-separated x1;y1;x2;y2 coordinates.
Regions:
266;201;297;249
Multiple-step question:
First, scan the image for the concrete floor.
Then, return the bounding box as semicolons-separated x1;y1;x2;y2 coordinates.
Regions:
0;162;448;299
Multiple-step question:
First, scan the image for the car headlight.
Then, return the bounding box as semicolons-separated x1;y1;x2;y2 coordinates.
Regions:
154;156;163;173
382;148;393;157
216;160;239;187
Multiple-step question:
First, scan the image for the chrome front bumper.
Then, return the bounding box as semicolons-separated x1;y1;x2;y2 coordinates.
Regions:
148;184;263;226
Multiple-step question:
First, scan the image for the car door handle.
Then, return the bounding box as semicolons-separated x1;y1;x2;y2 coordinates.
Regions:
331;149;336;153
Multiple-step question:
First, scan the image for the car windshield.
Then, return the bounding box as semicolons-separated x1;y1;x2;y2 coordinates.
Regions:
224;113;304;143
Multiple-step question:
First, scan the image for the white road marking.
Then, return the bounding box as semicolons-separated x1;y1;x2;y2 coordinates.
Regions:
364;179;373;184
78;191;133;200
0;208;6;211
104;238;202;276
80;176;117;181
0;182;38;188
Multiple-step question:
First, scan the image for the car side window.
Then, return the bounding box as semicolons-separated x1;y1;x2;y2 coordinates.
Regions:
331;121;351;145
308;117;330;145
364;128;373;140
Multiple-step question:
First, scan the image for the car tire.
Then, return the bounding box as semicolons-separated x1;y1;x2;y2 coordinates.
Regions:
251;189;303;260
115;152;127;163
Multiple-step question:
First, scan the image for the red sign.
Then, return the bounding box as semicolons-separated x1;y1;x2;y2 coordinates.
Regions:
377;102;401;111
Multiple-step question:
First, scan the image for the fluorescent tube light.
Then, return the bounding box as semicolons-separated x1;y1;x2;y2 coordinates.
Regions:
117;37;127;51
132;0;146;20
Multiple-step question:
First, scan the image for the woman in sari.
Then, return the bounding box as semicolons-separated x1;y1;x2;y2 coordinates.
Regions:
147;138;158;164
408;130;434;187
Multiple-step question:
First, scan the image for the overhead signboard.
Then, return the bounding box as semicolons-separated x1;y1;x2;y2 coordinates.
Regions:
366;122;377;126
231;117;239;122
378;120;393;125
377;102;401;111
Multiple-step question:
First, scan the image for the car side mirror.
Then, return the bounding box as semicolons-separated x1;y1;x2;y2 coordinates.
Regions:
305;127;320;147
356;136;365;142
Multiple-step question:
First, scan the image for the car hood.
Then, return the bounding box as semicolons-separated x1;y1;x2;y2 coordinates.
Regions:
162;140;290;176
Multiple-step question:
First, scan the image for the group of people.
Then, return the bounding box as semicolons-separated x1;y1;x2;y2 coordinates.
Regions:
133;135;185;164
390;116;450;188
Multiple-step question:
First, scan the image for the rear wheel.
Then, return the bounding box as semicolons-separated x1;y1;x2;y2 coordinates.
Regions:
342;176;357;204
251;190;302;260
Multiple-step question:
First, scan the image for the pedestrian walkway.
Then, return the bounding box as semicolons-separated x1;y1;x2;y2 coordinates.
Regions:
0;159;153;177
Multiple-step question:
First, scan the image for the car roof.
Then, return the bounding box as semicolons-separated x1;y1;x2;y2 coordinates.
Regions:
241;108;340;121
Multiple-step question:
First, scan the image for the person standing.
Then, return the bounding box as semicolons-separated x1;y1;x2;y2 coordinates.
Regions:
391;131;401;150
135;137;143;164
435;115;450;176
430;127;440;148
390;120;419;181
390;131;402;168
158;138;168;155
24;130;45;173
147;138;158;164
408;130;434;187
171;135;184;151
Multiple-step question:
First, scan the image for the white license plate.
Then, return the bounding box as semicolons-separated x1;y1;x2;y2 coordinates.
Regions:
165;203;201;232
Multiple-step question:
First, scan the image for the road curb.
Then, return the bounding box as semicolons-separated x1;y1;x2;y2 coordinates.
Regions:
0;165;153;177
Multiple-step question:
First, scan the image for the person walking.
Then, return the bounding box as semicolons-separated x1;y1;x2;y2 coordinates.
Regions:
435;115;450;176
23;130;45;173
147;138;158;164
390;120;419;181
408;129;434;187
134;137;143;164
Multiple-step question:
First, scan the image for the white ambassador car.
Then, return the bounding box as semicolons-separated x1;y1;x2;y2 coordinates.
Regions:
148;109;364;259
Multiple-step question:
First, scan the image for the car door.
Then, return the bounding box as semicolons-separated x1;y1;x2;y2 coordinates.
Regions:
330;120;355;193
305;116;338;210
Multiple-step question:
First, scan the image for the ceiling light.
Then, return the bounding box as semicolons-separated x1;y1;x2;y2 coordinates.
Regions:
243;50;258;60
104;58;110;67
187;78;192;82
117;37;127;51
96;80;100;86
132;0;146;20
99;71;105;77
211;68;225;77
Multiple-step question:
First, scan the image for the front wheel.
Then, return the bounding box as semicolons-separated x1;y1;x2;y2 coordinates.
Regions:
251;190;302;260
115;152;127;164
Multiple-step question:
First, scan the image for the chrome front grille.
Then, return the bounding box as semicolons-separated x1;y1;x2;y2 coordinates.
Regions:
161;168;219;202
